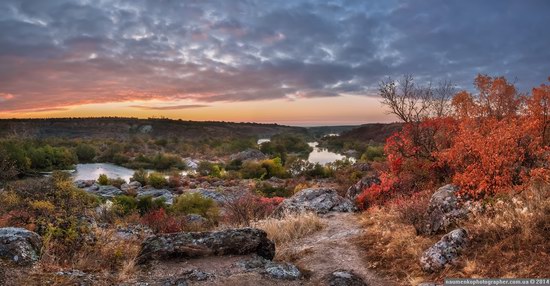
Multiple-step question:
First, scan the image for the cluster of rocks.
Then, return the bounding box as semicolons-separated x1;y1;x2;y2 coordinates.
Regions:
418;184;470;273
275;188;356;215
238;255;302;280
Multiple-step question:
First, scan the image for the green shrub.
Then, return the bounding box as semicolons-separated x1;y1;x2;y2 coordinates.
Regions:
362;145;385;162
108;177;126;188
241;161;267;179
261;157;288;178
113;195;138;216
256;182;292;198
197;161;223;177
147;172;167;188
131;169;148;185
304;163;333;178
75;144;96;162
226;159;243;171
171;193;219;221
97;174;109;185
152;153;184;170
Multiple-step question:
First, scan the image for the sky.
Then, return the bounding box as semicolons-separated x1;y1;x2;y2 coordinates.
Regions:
0;0;549;126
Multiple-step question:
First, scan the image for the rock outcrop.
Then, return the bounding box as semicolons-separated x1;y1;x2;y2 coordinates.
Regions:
229;149;267;162
136;228;275;264
0;228;42;266
423;184;468;234
121;181;141;193
187;188;228;204
324;270;368;286
86;184;123;198
136;188;174;205
345;175;380;201
420;228;468;272
74;179;95;189
275;188;356;215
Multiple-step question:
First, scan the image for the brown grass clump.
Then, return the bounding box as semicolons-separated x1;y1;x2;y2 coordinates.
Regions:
359;205;435;284
358;181;550;285
38;227;141;281
254;212;325;260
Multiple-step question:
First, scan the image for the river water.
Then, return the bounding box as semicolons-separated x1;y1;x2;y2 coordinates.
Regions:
73;140;350;181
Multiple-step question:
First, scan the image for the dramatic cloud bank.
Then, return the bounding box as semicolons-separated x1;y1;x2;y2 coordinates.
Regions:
0;0;549;112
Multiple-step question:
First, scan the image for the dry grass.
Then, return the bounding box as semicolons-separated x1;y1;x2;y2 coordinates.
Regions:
38;227;141;282
358;182;550;285
254;212;325;260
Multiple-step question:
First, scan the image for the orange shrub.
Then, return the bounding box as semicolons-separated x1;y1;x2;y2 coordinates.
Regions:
361;74;549;205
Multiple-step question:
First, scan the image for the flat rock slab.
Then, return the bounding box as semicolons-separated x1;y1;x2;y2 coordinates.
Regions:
137;228;275;264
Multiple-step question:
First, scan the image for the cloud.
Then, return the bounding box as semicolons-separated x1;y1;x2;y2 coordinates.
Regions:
0;0;549;112
129;104;209;110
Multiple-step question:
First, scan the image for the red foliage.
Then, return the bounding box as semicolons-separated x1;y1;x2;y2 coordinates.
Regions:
360;74;549;205
140;208;184;233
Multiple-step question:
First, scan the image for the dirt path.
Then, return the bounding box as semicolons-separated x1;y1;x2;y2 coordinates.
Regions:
287;212;396;285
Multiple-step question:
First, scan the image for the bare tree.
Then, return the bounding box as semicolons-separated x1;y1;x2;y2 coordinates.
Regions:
379;75;454;122
431;80;455;117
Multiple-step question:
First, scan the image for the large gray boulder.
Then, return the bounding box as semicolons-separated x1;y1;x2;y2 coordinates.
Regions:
0;228;42;266
229;149;267;162
136;228;275;264
420;228;468;272
423;184;468;234
345;175;380;201
86;184;123;198
275;188;356;215
137;188;174;205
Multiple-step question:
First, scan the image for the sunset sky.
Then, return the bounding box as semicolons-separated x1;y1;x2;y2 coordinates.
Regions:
0;0;549;125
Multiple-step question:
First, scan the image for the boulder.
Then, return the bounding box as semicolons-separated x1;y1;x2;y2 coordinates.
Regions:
423;185;468;234
420;228;468;272
324;270;368;286
136;228;275;264
275;188;356;215
121;181;141;192
86;184;123;198
184;158;199;170
0;228;42;266
187;188;227;204
137;188;174;205
74;179;95;189
229;149;267;162
238;255;301;280
345;175;380;201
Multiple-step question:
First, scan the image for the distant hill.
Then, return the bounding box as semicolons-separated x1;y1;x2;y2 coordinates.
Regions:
338;123;403;143
306;125;361;138
0;118;308;140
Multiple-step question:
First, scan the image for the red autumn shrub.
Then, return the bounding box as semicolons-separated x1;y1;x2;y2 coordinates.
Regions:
361;74;549;206
141;208;184;233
